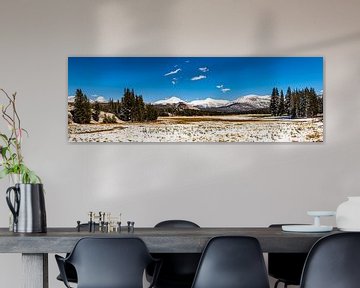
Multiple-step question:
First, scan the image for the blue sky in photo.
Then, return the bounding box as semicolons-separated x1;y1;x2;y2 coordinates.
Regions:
68;57;323;103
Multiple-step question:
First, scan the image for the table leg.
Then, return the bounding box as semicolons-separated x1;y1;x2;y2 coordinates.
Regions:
22;253;48;288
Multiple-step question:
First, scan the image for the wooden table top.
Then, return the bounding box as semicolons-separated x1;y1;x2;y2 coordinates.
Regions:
0;227;340;253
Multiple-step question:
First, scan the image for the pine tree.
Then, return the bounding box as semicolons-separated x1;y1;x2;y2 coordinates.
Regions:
145;104;158;121
120;88;134;121
93;102;100;122
298;89;305;117
73;89;91;124
279;89;285;116
119;88;158;122
133;95;145;122
290;89;298;119
298;90;306;118
275;88;280;115
285;87;291;116
270;87;279;116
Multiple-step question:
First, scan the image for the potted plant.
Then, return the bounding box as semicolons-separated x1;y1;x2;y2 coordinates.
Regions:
0;88;46;233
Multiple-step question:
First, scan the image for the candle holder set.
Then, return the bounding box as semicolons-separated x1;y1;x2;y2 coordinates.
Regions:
76;211;135;233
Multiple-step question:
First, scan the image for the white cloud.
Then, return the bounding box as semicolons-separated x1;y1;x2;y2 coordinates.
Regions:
191;75;206;81
199;67;209;72
216;84;230;93
171;77;178;85
164;68;181;76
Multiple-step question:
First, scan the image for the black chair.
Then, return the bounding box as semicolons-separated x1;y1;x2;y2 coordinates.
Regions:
154;220;200;229
56;262;77;284
55;237;160;288
268;224;308;288
56;223;99;284
147;220;201;288
191;236;270;288
300;232;360;288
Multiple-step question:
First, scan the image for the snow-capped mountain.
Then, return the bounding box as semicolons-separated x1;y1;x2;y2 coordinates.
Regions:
153;96;186;105
232;95;271;109
213;94;270;113
153;94;270;111
189;98;230;108
90;96;107;103
68;95;108;103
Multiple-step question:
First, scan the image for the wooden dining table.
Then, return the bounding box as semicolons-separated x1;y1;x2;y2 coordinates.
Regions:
0;226;339;288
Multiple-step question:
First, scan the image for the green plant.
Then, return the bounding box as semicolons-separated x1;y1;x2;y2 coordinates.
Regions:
0;89;41;183
102;114;117;124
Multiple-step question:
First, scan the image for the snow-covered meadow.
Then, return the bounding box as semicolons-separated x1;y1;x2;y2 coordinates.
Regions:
68;115;323;143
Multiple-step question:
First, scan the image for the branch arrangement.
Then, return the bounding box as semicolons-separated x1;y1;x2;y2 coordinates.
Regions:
0;88;41;183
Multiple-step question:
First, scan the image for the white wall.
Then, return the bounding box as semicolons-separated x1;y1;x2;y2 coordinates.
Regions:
0;0;360;287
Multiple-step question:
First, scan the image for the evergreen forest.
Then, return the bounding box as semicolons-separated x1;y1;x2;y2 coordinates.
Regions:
270;87;323;118
71;88;158;124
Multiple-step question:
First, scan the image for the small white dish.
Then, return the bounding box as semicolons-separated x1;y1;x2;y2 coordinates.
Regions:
307;211;336;217
282;225;333;233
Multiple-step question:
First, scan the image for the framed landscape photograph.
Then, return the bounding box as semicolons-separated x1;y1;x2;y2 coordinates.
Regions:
68;57;323;142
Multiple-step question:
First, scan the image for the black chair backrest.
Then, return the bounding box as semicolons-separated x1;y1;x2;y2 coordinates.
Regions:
56;223;100;284
191;236;270;288
300;232;360;288
150;220;201;287
65;237;154;288
155;220;200;228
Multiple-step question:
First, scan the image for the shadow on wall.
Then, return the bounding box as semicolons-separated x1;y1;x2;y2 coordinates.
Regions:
254;10;276;53
94;0;179;54
281;31;360;54
254;8;360;54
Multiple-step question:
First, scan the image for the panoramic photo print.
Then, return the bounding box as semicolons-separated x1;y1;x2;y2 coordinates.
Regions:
68;57;323;142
